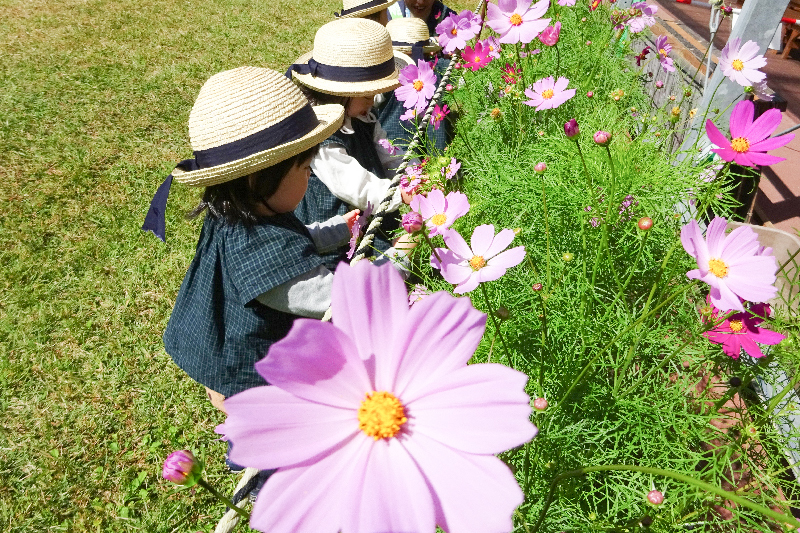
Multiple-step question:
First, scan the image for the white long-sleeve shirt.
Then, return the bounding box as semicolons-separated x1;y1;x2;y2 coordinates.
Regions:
310;113;406;212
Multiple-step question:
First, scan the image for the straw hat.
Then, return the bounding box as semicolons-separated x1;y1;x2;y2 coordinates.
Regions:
290;19;412;98
386;18;441;55
335;0;397;19
173;67;344;187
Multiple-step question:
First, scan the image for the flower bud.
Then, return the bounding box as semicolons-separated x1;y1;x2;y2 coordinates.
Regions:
401;211;423;233
534;162;547;173
637;217;653;231
729;376;742;387
655;80;664;88
647;490;664;505
564;118;579;138
495;306;511;320
585;40;592;46
445;84;454;91
593;130;612;146
539;21;561;46
562;252;574;262
533;397;548;410
162;450;202;485
532;283;543;292
586;91;594;98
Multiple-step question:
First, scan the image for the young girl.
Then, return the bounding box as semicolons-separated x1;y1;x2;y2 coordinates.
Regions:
387;0;456;35
287;18;414;254
143;66;359;406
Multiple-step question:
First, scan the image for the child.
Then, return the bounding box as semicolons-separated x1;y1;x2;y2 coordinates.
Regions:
335;0;398;25
143;66;359;405
287;18;415;253
387;0;456;36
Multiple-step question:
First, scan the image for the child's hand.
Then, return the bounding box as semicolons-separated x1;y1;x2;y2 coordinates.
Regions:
343;209;360;232
401;190;414;205
393;232;418;251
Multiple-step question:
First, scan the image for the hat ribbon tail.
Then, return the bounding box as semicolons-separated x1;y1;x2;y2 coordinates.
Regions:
141;158;199;242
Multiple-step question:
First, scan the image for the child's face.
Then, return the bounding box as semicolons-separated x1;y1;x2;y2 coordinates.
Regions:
346;96;374;119
406;0;435;19
266;156;313;213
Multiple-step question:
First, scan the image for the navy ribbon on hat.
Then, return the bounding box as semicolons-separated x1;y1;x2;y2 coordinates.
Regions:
392;40;428;62
334;0;386;17
285;57;395;82
141;104;319;242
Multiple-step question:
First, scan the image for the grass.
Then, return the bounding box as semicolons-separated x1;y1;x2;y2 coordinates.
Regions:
0;0;473;530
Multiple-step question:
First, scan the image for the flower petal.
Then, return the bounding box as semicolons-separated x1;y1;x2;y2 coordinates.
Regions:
408;363;536;454
221;386;357;469
484;228;516;259
729;100;753;139
705;217;728;258
331;262;410;366
486;245;526;270
749;133;794;153
470;224;498;256
745;108;781;143
739;334;766;358
442;228;473;259
705;119;730;149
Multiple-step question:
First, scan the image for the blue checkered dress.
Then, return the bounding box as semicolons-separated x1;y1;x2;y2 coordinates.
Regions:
163;212;323;397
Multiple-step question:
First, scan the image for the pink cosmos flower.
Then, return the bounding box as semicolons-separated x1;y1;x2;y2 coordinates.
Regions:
218;261;537;533
625;2;657;34
558;0;577;5
655;35;675;73
396;60;437;111
681;216;777;312
399;107;419;122
462;41;494;71
486;0;551;45
407;283;431;306
705;99;795;167
752;79;773;101
539;21;561;46
431;103;450;130
442;157;461;179
501;62;521;84
481;36;502;59
402;211;424;233
702;299;785;359
719;37;766;87
523;76;576;110
436;10;481;53
410;189;470;238
431;224;526;294
378;138;398;155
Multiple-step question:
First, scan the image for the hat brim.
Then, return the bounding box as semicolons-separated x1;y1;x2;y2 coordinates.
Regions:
291;51;413;97
393;38;442;55
172;104;345;187
336;0;397;19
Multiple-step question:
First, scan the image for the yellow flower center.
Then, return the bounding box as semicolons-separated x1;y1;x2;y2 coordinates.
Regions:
430;213;447;226
469;255;487;270
708;258;729;278
358;391;407;440
451;27;458;35
541;88;554;99
730;137;750;153
490;107;502;118
510;13;523;26
729;319;744;332
659;48;668;56
671;106;681;117
731;58;744;71
413;79;424;91
474;56;482;63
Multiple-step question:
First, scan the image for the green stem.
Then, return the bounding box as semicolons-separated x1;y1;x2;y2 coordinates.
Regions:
537;290;548;392
766;364;800;414
422;232;442;263
480;283;512;366
618;337;692;397
531;464;800;533
196;478;249;520
540;174;552;287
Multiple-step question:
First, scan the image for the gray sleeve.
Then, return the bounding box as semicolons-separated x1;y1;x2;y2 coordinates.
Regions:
255;266;333;319
305;215;351;253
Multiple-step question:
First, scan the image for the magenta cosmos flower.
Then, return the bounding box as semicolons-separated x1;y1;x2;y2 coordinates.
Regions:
719;37;766;87
523;76;576;110
681;216;777;312
436;10;480;53
538;21;561;46
702;299;785;359
655;35;675;73
162;450;201;485
462;41;494;71
705;99;795;167
431;224;526;294
396;60;437;111
432;103;450;130
218;262;537;533
410;189;470;237
486;0;551;45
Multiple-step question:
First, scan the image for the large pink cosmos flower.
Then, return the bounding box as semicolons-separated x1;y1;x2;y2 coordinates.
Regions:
431;224;526;294
219;262;537;533
523;76;576;110
410;189;471;237
625;2;657;34
486;0;551;45
705;99;795;167
702;299;785;359
655;35;675;73
436;10;481;53
462;41;494;71
396;60;437;111
681;216;777;312
719;37;766;87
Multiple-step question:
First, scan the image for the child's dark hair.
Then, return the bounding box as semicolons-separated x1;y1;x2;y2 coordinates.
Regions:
298;85;351;109
362;11;383;23
187;145;319;226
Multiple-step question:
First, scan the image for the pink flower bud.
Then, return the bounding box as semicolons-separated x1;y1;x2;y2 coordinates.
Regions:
647;490;664;505
533;397;548;410
587;91;594;98
532;283;543;291
162;450;201;485
586;40;592;46
539;21;561;46
402;211;424;233
564;118;579;138
535;162;547;173
445;84;454;91
593;130;612;145
637;216;653;231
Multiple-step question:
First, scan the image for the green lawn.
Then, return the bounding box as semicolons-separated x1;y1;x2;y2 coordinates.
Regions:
0;0;471;530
